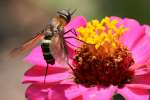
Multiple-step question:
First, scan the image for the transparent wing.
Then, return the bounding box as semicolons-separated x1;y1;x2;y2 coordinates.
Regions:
10;33;44;57
50;32;68;65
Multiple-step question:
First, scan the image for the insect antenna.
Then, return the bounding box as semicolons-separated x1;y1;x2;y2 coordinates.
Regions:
44;63;49;84
70;9;77;16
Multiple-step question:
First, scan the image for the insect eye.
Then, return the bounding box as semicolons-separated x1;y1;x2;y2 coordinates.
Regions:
57;10;71;23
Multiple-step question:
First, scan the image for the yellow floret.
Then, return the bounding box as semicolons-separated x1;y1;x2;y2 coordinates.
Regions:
77;17;128;49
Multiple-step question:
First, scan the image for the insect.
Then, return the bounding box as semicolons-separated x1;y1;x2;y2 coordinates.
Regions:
10;9;79;84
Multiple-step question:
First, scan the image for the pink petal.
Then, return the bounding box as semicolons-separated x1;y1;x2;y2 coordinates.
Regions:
23;65;71;84
24;65;68;76
129;71;150;89
26;84;49;100
72;95;83;100
144;25;150;35
26;83;71;100
129;62;150;89
131;26;150;64
130;63;150;75
117;87;149;100
82;86;117;100
110;16;122;21
126;84;150;90
65;85;87;100
60;78;75;85
66;44;76;59
48;84;71;100
24;46;46;66
119;18;145;50
64;16;87;49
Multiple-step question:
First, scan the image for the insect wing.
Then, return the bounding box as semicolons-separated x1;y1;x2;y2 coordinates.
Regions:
10;33;44;57
49;32;68;65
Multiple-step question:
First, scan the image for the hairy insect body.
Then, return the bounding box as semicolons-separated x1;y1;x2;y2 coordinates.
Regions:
10;9;76;83
41;17;66;65
41;35;55;65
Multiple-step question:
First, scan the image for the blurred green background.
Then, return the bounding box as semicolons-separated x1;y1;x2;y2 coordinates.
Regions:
0;0;149;100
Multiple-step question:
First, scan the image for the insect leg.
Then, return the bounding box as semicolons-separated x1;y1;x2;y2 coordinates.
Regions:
64;36;93;45
66;56;74;71
64;28;77;36
44;63;49;84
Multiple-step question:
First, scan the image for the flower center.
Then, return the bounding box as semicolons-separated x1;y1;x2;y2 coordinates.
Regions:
73;17;135;88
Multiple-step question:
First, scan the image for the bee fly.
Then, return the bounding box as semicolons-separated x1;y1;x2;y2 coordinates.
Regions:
10;9;79;84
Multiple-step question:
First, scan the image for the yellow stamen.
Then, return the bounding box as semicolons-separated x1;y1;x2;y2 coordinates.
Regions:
77;17;128;49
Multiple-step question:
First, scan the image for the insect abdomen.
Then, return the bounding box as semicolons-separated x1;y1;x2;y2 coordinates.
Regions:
41;39;55;65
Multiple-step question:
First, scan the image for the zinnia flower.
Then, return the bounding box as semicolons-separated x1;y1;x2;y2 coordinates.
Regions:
23;16;150;100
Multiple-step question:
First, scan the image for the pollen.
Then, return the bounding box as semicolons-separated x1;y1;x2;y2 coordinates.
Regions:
76;17;128;49
73;17;135;88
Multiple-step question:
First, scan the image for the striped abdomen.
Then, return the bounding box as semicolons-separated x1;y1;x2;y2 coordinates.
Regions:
41;36;55;65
